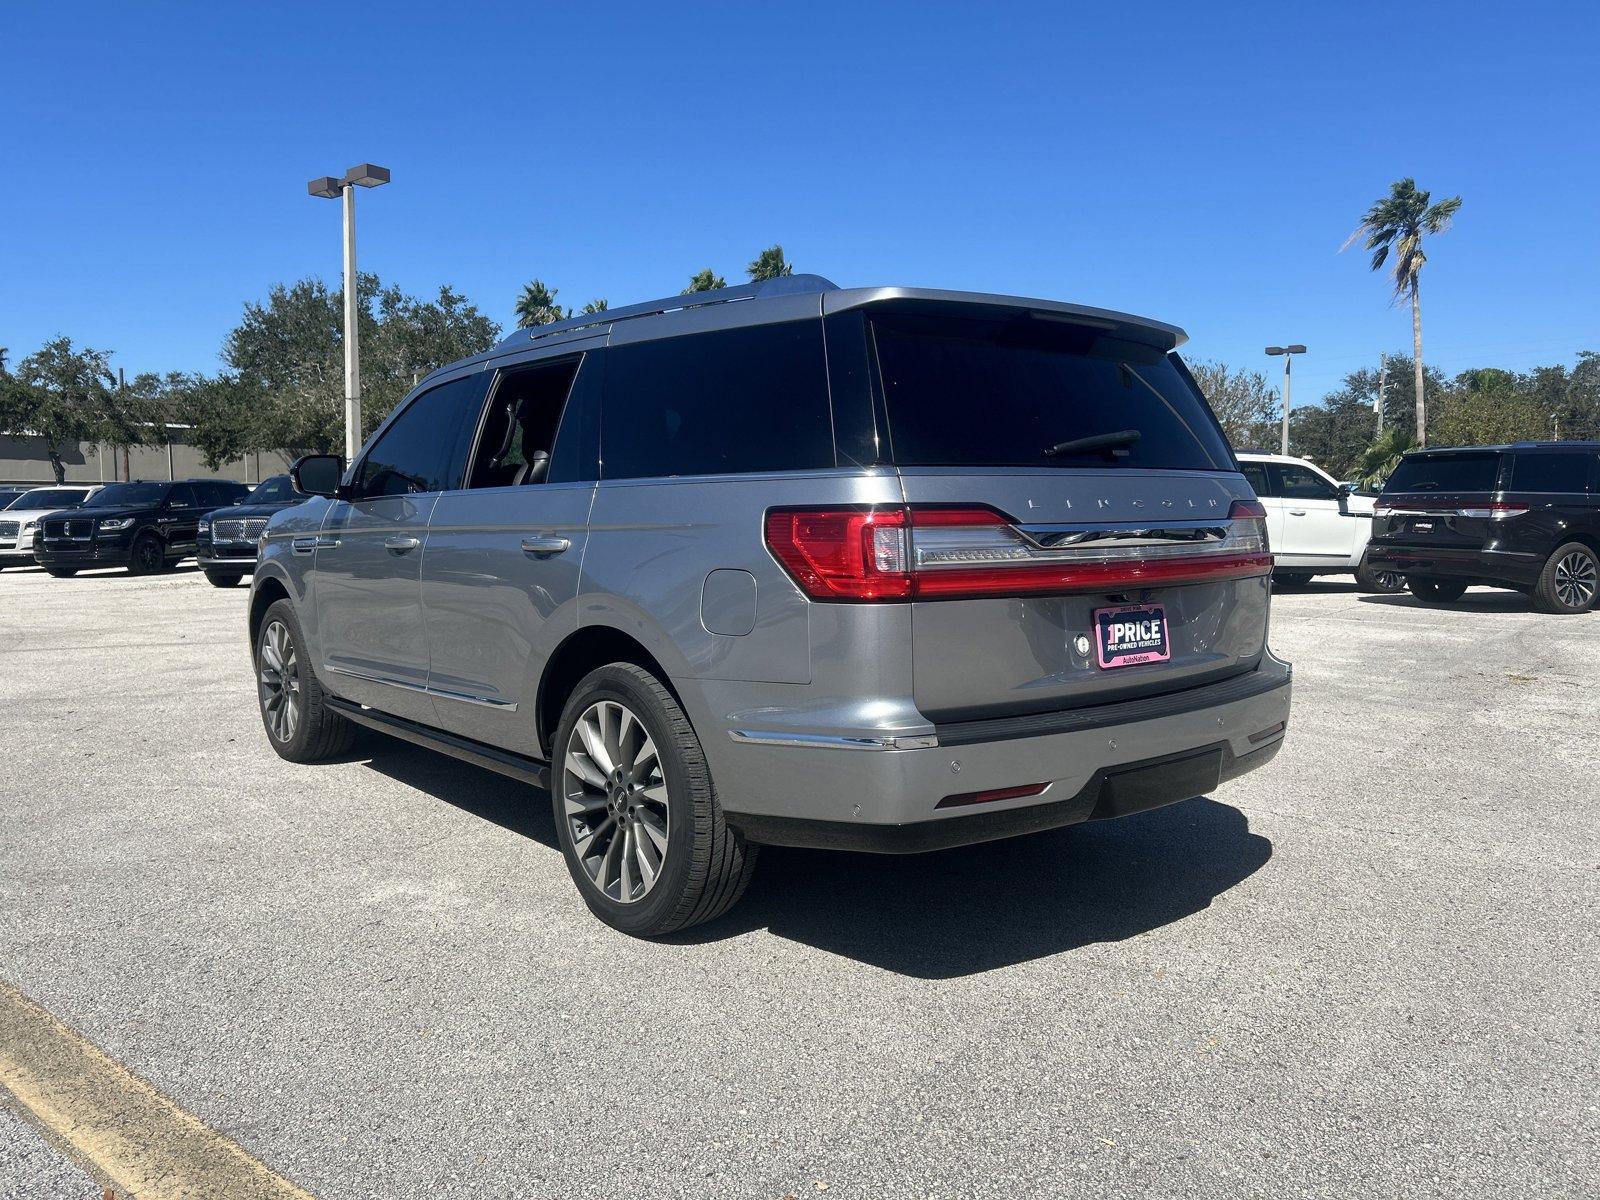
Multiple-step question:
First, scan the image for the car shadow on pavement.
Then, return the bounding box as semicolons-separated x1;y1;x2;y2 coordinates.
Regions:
349;739;1271;978
678;796;1272;978
1356;590;1532;613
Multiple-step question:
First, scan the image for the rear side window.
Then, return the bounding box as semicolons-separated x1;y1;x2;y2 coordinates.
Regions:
1238;462;1272;496
1508;452;1593;494
600;321;833;479
1384;454;1501;494
1271;463;1341;500
167;484;198;508
356;373;490;498
870;312;1233;471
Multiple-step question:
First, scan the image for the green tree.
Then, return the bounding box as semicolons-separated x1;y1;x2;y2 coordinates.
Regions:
1350;426;1416;490
581;298;609;315
1344;178;1462;447
746;245;793;282
683;269;727;294
3;338;151;482
1187;361;1280;450
514;279;568;328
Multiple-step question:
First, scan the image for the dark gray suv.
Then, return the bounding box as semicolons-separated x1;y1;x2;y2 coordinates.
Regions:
250;276;1292;936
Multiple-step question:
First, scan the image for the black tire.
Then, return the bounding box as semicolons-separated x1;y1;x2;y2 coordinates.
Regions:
1408;576;1468;603
204;570;243;588
1274;571;1312;590
44;567;77;578
1531;541;1598;615
551;662;757;937
255;598;356;762
1355;556;1406;594
128;532;165;576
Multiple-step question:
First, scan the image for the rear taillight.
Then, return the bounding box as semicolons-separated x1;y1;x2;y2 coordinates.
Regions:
1458;502;1530;519
1374;500;1528;519
765;503;1273;602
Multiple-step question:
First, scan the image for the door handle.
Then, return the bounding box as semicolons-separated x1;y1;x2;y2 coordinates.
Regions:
384;534;422;554
521;535;572;557
1289;510;1308;516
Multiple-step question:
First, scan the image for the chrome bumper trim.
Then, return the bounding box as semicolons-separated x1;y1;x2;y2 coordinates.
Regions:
728;729;939;751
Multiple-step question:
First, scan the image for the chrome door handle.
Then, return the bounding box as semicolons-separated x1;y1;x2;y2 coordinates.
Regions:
291;536;317;554
521;535;571;556
385;534;422;554
1289;510;1307;516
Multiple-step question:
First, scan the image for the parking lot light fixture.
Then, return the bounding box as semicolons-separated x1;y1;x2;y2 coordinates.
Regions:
1265;344;1307;455
307;163;391;463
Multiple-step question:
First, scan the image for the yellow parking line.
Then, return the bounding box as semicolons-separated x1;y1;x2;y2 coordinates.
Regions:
0;980;315;1200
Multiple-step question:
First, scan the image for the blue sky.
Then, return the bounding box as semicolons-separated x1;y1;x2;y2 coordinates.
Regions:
3;1;1596;411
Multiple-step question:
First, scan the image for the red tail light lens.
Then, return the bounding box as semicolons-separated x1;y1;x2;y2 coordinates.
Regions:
767;503;1274;603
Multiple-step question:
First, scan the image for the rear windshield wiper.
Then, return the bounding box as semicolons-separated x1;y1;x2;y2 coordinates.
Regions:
1043;429;1142;459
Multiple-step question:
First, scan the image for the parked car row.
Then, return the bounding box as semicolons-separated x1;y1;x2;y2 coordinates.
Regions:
2;476;298;582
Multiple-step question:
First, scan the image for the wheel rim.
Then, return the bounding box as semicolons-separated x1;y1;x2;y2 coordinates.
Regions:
1375;571;1404;591
136;539;160;571
257;620;301;743
1554;550;1597;609
562;700;668;905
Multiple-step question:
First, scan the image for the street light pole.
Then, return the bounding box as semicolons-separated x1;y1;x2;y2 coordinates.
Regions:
308;164;391;465
1265;344;1307;456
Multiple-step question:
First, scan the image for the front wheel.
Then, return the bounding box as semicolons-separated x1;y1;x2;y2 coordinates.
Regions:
1408;577;1467;603
1532;542;1598;614
204;570;243;588
552;663;757;937
255;599;356;761
1355;557;1406;593
1274;571;1312;590
44;567;77;578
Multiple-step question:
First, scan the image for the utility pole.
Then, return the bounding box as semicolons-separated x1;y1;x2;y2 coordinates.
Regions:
118;368;130;481
1265;345;1308;456
1377;353;1387;440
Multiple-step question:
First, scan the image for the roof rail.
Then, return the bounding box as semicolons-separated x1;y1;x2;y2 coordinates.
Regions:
493;273;839;350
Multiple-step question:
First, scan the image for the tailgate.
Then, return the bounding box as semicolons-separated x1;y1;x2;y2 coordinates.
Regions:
900;469;1270;721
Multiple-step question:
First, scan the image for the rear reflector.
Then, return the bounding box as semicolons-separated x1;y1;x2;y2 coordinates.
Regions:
936;782;1048;810
765;501;1272;602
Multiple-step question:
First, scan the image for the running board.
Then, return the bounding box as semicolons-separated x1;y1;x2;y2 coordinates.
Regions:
326;697;550;789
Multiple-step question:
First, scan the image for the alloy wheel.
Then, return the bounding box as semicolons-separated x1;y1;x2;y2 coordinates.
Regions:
135;538;162;572
1374;570;1404;591
257;620;302;743
561;700;669;904
1553;549;1598;609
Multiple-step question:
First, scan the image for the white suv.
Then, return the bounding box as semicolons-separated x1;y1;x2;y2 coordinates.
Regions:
0;485;101;568
1236;453;1402;591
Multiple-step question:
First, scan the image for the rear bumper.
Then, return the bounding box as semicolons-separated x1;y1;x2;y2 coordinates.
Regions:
1367;542;1541;586
711;657;1292;853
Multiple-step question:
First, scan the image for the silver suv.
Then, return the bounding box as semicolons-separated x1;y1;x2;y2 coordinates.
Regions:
251;276;1292;936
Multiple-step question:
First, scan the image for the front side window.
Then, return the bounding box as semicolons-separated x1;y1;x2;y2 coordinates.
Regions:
600;321;834;480
1271;463;1340;500
871;311;1233;471
1509;452;1592;494
355;373;490;499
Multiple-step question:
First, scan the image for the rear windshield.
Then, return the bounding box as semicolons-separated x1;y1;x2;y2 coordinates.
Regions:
1383;453;1501;494
870;312;1233;471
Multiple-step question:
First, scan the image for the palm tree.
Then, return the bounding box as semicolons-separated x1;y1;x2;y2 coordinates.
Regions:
514;279;569;328
581;298;609;315
1344;179;1461;446
746;245;793;282
683;268;726;294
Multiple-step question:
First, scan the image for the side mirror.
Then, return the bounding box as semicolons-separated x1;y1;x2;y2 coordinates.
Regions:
1339;482;1356;495
291;454;346;498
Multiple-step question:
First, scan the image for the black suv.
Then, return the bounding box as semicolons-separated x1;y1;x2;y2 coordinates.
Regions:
35;478;251;576
1368;442;1600;613
196;474;302;588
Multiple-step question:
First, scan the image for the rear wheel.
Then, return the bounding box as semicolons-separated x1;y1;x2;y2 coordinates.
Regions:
1355;557;1406;593
552;663;757;937
255;599;356;761
128;533;165;576
1532;542;1598;614
1408;577;1467;603
204;570;243;588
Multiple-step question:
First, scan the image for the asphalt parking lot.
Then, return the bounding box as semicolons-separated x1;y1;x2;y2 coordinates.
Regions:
1;564;1596;1199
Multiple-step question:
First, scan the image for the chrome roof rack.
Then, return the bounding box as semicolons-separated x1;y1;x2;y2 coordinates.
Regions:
493;273;839;350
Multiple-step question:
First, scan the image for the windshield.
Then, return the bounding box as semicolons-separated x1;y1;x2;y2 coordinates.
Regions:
82;482;170;507
12;488;90;509
247;475;295;503
1383;454;1501;494
870;312;1233;470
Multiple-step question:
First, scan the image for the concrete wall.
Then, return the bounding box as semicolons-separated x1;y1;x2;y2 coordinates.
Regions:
0;435;295;487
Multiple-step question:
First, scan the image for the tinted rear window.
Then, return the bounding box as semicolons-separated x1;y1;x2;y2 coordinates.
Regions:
1384;454;1501;494
601;321;833;479
871;312;1232;471
1508;452;1592;493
